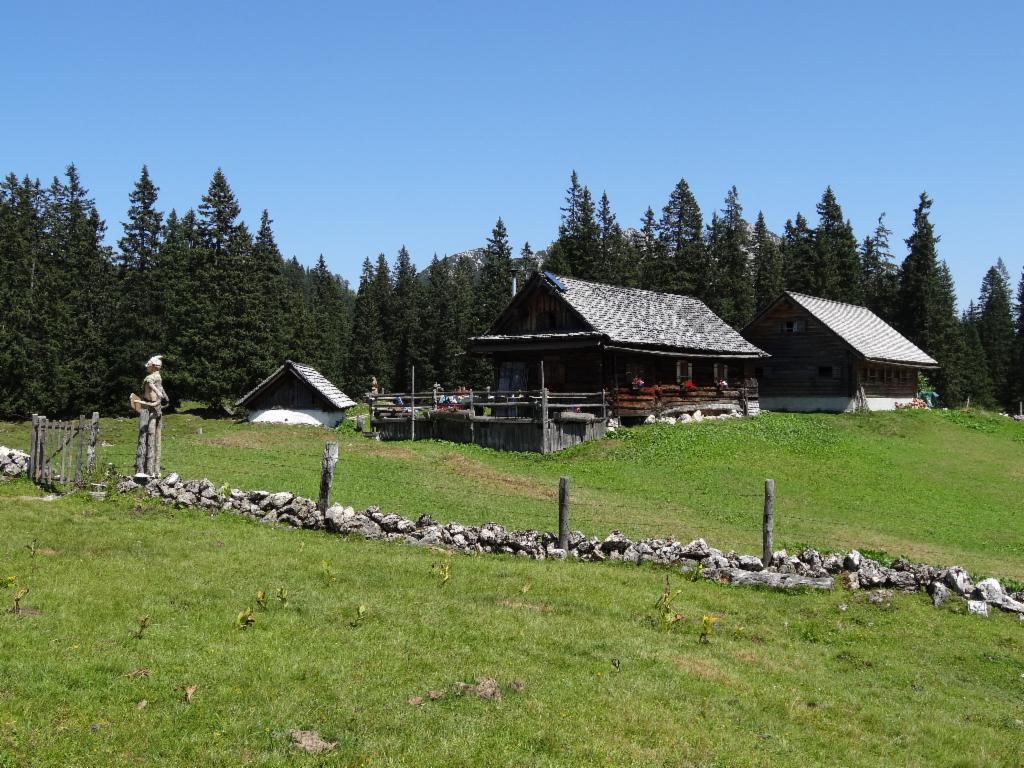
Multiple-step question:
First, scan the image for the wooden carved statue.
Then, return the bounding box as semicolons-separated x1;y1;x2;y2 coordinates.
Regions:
130;355;168;477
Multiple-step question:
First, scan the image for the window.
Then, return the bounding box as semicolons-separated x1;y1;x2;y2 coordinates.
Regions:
713;363;729;382
818;365;840;379
780;318;806;334
675;360;693;383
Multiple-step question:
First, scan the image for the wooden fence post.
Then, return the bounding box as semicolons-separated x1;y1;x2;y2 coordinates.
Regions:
318;441;339;513
87;412;99;476
558;476;570;551
39;417;50;484
762;479;775;568
28;415;38;480
411;365;416;442
75;414;85;487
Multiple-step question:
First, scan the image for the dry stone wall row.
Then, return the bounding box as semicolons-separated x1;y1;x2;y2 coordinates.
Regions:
2;445;1022;619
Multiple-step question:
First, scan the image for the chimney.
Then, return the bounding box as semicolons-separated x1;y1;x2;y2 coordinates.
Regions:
512;276;517;296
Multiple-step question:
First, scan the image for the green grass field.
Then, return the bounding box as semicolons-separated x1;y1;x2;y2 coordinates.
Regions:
1;410;1023;766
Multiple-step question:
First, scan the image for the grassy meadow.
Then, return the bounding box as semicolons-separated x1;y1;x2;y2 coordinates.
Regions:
1;409;1023;766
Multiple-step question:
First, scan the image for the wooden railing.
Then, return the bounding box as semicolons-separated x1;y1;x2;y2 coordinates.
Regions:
367;388;608;426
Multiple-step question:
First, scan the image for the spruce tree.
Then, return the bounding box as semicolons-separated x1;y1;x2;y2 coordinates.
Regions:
752;211;784;311
1014;267;1024;408
308;254;351;388
711;186;754;326
544;171;598;279
391;246;426;390
860;213;899;322
656;177;705;295
111;165;165;403
477;217;514;330
975;259;1015;407
347;257;390;393
960;304;994;407
782;214;816;294
813;187;861;302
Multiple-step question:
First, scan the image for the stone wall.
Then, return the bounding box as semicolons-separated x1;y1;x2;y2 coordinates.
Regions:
3;445;1022;620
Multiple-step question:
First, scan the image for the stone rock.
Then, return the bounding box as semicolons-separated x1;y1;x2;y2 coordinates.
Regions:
799;548;823;569
323;504;356;533
738;555;763;571
547;547;567;560
681;538;711;559
844;550;863;571
887;571;919;592
995;594;1024;615
928;581;949;607
704;567;833;590
967;600;990;617
415;513;438;528
600;531;631;554
163;472;180;487
822;554;844;574
622;545;640;564
857;559;887;588
261;491;293;511
176;491;198;507
841;572;860;590
644;415;656;425
692;410;704;422
116;478;140;494
416;527;442;547
974;577;1003;603
942;566;973;596
344;516;382;539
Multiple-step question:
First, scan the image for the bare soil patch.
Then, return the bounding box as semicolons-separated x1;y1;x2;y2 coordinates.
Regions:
440;454;552;500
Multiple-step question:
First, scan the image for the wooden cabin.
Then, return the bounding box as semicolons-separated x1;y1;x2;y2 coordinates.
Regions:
236;360;356;427
741;292;938;412
469;272;768;423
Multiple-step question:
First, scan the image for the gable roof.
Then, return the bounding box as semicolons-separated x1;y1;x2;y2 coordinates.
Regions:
756;292;938;367
236;360;357;410
475;273;767;357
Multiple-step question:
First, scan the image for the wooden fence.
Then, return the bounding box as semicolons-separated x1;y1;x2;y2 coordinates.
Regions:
27;412;99;487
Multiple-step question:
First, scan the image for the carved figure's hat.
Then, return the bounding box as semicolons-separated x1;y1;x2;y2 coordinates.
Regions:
146;355;163;368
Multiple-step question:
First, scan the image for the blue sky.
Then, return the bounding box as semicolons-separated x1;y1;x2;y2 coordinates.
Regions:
2;1;1021;305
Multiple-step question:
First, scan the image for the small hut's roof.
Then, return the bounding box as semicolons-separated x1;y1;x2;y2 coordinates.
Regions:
236;361;357;410
753;292;938;367
474;272;767;357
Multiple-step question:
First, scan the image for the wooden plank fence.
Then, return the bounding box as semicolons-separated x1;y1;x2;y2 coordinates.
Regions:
27;412;99;488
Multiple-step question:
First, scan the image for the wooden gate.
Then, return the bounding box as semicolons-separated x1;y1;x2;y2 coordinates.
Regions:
27;412;99;487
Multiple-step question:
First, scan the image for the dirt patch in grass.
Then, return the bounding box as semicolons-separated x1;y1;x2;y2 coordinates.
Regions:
441;454;553;500
671;655;739;685
358;443;419;461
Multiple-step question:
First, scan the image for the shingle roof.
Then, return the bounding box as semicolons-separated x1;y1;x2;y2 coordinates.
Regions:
236;361;357;410
785;292;938;366
541;274;767;356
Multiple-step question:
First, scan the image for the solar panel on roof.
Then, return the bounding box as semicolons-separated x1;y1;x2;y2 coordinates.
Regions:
544;272;568;292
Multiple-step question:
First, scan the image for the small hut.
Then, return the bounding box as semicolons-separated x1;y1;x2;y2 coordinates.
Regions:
236;361;355;427
741;292;938;412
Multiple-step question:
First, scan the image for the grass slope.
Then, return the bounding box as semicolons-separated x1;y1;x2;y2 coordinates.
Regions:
2;409;1021;577
1;485;1023;767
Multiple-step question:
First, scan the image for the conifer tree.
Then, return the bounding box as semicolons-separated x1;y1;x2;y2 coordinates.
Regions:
307;254;351;388
813;187;861;302
451;252;483;386
975;259;1015;407
1014;267;1024;407
544;171;598;279
960;304;994;407
752;211;784;311
656;177;705;295
477;217;514;330
711;186;753;326
391;246;426;390
781;214;816;294
636;206;665;291
347;257;391;392
860;213;899;322
111;166;165;402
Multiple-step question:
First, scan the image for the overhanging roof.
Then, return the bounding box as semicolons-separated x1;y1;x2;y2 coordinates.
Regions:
236;360;357;410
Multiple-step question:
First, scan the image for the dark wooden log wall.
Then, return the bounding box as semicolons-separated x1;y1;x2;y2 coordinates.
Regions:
743;300;855;397
494;288;589;335
857;365;918;397
248;371;334;411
